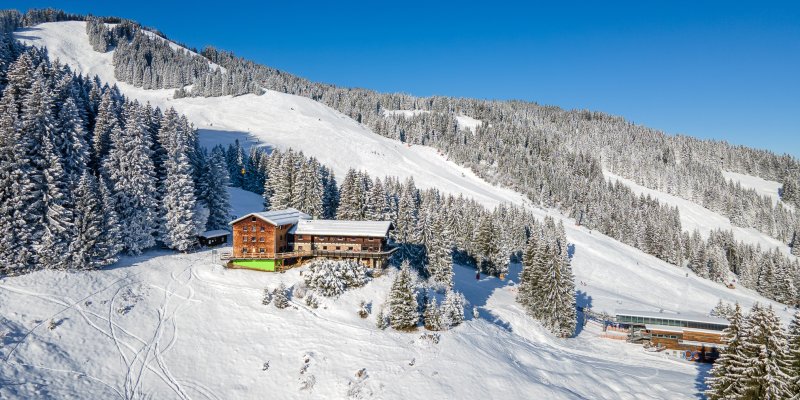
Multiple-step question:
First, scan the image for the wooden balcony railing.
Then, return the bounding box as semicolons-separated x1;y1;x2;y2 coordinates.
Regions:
220;246;398;260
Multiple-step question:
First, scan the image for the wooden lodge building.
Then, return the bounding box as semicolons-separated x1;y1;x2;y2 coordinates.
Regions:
614;309;729;362
222;208;396;272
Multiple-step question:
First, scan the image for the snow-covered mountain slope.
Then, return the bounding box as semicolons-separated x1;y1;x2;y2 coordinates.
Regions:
14;22;524;209
15;20;790;315
604;169;795;258
7;20;797;399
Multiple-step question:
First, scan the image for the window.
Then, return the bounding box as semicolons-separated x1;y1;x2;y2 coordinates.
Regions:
243;237;248;242
243;226;248;232
242;247;248;253
338;237;344;241
298;245;303;250
259;237;265;243
260;226;265;232
367;238;374;241
251;217;256;222
323;246;328;250
259;248;265;253
348;246;353;251
336;246;341;250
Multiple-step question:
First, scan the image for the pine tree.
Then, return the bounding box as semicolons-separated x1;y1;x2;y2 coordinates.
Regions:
423;297;442;331
440;289;466;329
706;303;747;400
292;158;324;217
203;146;231;230
273;283;290;309
103;102;158;255
787;311;800;397
68;171;105;269
739;303;792;399
388;261;419;330
161;114;197;251
91;90;118;171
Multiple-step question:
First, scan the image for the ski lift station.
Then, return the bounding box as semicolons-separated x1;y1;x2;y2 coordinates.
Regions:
612;309;729;362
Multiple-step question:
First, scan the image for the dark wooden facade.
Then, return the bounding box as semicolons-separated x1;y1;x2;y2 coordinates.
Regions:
646;327;724;361
291;233;392;268
231;216;293;258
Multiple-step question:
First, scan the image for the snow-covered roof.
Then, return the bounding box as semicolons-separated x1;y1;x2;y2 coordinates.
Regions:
199;230;230;238
229;208;311;227
289;219;393;238
615;309;729;326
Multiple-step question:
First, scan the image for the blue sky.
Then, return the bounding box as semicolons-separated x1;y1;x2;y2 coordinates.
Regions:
8;1;800;157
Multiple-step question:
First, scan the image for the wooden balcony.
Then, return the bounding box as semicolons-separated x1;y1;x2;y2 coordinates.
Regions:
220;246;397;260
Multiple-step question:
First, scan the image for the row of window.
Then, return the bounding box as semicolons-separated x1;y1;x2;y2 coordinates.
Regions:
617;315;727;331
296;235;378;242
652;334;679;339
243;225;266;232
243;237;266;243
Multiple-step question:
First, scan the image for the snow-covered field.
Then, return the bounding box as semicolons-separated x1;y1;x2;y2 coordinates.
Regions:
5;20;796;399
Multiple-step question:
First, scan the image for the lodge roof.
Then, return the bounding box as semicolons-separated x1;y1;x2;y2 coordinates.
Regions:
615;309;729;326
289;219;393;238
229;208;311;227
198;229;230;239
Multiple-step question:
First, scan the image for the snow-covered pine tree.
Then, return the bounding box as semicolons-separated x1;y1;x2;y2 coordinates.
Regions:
337;168;365;220
388;261;419;330
738;303;792;399
95;174;123;265
103;101;158;255
705;303;747;400
706;244;729;283
68;171;105;269
273;283;290;309
38;100;74;270
161;110;197;251
423;297;442;331
426;212;454;289
517;218;577;337
440;289;465;329
474;213;499;274
91;90;119;171
203;145;231;230
269;149;297;210
320;165;339;219
787;311;800;397
291;157;324;217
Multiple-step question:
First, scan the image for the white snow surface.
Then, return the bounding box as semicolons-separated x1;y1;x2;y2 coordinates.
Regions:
5;21;798;399
455;114;482;132
721;170;785;207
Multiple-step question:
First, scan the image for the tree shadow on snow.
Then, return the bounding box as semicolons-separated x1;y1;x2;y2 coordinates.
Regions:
10;27;43;42
693;362;712;399
453;261;521;332
196;128;274;153
573;290;593;337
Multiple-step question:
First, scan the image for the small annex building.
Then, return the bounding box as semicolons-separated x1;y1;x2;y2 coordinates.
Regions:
198;230;230;247
222;208;396;272
614;309;729;362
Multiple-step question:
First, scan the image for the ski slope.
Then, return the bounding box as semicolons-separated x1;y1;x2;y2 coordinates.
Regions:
6;20;798;399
